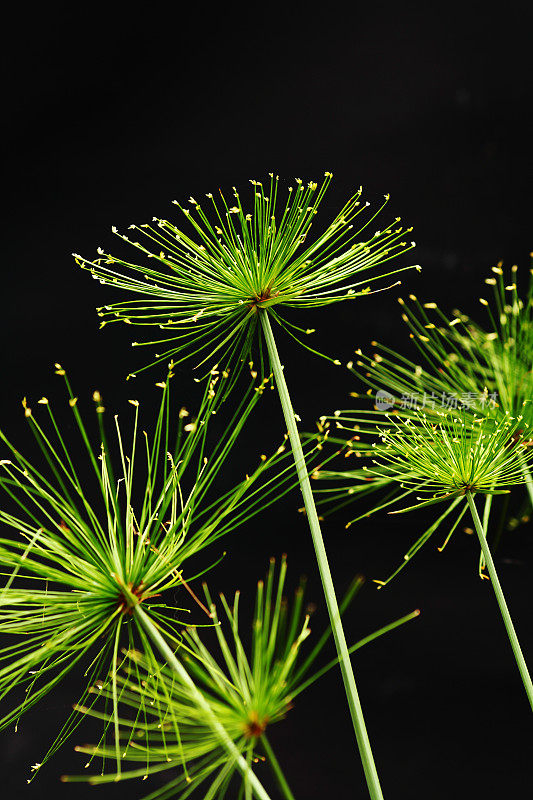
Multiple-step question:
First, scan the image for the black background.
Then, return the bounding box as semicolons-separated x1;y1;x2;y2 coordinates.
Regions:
3;4;533;798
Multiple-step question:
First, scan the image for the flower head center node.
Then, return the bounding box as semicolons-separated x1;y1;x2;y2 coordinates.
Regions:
117;582;146;616
249;288;278;313
243;710;268;738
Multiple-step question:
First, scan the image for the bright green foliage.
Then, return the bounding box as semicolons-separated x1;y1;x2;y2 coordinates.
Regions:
64;558;418;799
74;174;417;384
450;263;533;428
0;366;295;772
373;408;533;501
73;174;417;799
368;407;533;586
311;261;533;527
360;261;533;429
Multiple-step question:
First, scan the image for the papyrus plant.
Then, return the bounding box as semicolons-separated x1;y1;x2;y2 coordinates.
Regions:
366;407;533;710
313;261;533;536
0;365;295;791
63;558;418;800
75;173;418;800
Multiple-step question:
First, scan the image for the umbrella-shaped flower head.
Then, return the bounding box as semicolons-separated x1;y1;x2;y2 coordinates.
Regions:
311;259;533;528
364;405;533;586
0;367;289;774
74;173;417;384
74;174;418;799
374;408;533;500
63;558;418;799
367;406;533;710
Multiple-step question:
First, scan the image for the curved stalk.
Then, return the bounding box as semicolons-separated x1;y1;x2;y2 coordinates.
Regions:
260;310;384;800
466;492;533;711
134;605;273;800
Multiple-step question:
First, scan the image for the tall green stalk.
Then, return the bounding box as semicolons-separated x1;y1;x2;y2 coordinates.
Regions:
134;605;274;800
260;311;384;800
466;492;533;711
262;735;296;800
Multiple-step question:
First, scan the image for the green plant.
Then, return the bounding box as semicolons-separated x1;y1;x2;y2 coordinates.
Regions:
0;365;295;790
74;174;416;387
313;261;533;532
307;262;533;725
366;407;533;708
62;558;418;799
74;173;418;800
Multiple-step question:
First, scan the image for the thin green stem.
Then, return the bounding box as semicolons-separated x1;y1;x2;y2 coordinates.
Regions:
491;491;510;555
261;734;296;800
245;747;253;800
260;310;384;800
133;605;273;800
466;492;533;711
293;610;420;699
519;459;533;509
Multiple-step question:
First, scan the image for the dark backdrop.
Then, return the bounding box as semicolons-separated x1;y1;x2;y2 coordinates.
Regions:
3;5;533;799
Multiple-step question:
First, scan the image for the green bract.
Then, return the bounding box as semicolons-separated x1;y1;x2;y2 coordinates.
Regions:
362;407;533;709
373;408;533;501
71;173;419;800
74;173;417;384
368;262;533;430
312;261;533;526
367;407;533;586
64;559;418;799
0;367;293;775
